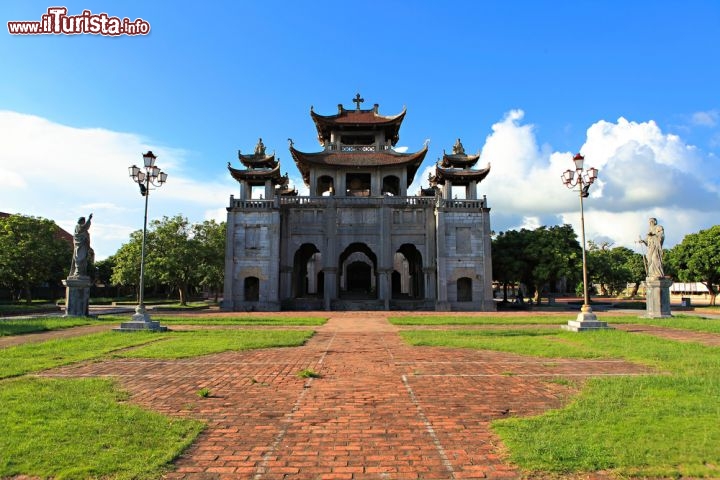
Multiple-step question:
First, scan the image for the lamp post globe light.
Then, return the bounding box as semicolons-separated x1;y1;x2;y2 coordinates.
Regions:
560;153;610;332
115;151;169;332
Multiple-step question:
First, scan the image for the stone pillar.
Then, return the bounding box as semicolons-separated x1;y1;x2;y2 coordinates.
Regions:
481;206;496;311
323;268;337;311
645;277;673;318
378;268;391;310
63;276;92;317
221;208;236;311
423;267;436;301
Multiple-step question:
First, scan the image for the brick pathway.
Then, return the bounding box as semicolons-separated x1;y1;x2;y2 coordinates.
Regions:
40;314;656;479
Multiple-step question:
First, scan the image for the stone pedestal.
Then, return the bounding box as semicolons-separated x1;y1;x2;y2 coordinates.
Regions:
645;277;673;318
562;305;612;332
63;276;92;317
114;305;168;332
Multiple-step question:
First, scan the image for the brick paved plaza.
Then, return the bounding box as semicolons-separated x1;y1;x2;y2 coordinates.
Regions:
27;312;672;479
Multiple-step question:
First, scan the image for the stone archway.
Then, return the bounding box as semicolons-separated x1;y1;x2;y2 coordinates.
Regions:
395;244;424;299
339;243;377;299
293;243;322;298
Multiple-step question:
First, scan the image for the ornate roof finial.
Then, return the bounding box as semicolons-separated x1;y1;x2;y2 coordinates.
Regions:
353;93;364;110
452;138;465;155
254;138;265;156
287;138;294;148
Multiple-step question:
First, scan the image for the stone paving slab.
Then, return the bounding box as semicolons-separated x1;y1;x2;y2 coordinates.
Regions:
38;315;659;479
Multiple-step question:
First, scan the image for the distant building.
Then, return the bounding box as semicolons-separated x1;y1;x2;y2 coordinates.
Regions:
223;96;494;311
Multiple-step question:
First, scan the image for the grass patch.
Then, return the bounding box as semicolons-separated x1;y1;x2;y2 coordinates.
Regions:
101;315;327;326
114;329;314;359
402;327;720;477
389;315;634;326
606;314;720;334
0;317;97;336
400;329;603;358
0;303;60;314
0;332;160;379
196;387;211;398
0;377;203;479
297;368;321;378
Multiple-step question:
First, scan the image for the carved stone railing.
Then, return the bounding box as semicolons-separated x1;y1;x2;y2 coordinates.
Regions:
229;198;275;209
325;144;392;152
280;196;435;208
438;198;485;209
341;145;375;152
233;196;485;210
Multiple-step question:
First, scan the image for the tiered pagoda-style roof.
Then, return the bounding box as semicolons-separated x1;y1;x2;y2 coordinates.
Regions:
310;93;407;146
228;138;295;194
289;144;428;186
291;94;428;187
430;138;490;186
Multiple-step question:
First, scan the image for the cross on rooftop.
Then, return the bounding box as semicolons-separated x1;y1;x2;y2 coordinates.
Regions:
353;93;364;110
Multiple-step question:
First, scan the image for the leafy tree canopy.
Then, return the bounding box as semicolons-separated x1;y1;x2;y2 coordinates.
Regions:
0;215;72;303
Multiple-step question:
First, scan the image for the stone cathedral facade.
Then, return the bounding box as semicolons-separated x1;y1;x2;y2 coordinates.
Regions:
222;96;495;311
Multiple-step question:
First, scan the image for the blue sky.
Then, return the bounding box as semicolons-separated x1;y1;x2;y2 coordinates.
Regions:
1;1;719;259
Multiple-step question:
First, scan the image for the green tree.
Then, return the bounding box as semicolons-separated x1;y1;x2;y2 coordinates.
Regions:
524;225;582;304
492;225;582;304
492;230;528;302
0;215;72;303
144;215;198;305
587;242;642;296
666;225;720;305
94;256;116;286
110;230;144;299
193;220;225;302
624;249;647;297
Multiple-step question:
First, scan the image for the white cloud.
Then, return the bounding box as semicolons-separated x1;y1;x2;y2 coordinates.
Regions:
479;111;720;249
691;110;718;127
406;110;720;250
0;111;237;260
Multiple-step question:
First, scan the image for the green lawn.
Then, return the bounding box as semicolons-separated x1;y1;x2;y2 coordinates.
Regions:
0;327;315;478
390;313;720;334
0;317;97;336
0;377;203;479
103;315;328;326
0;303;60;314
401;328;720;478
389;314;634;325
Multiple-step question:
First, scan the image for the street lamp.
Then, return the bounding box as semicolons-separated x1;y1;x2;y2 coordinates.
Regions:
560;153;609;331
116;151;168;332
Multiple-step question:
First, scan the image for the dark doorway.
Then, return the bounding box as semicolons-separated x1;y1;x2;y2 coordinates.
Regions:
293;244;321;298
391;270;402;297
339;242;377;299
396;244;424;299
457;277;472;302
244;277;259;301
347;261;371;292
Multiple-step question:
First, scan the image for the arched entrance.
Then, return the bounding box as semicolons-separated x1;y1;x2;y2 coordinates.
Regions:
393;244;424;299
293;243;322;298
339;243;377;299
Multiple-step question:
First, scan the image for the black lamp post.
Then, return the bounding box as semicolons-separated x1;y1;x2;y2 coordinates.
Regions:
117;151;168;331
560;153;609;331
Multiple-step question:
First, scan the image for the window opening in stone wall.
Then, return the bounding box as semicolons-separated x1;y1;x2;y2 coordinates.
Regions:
346;173;371;197
382;175;400;196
